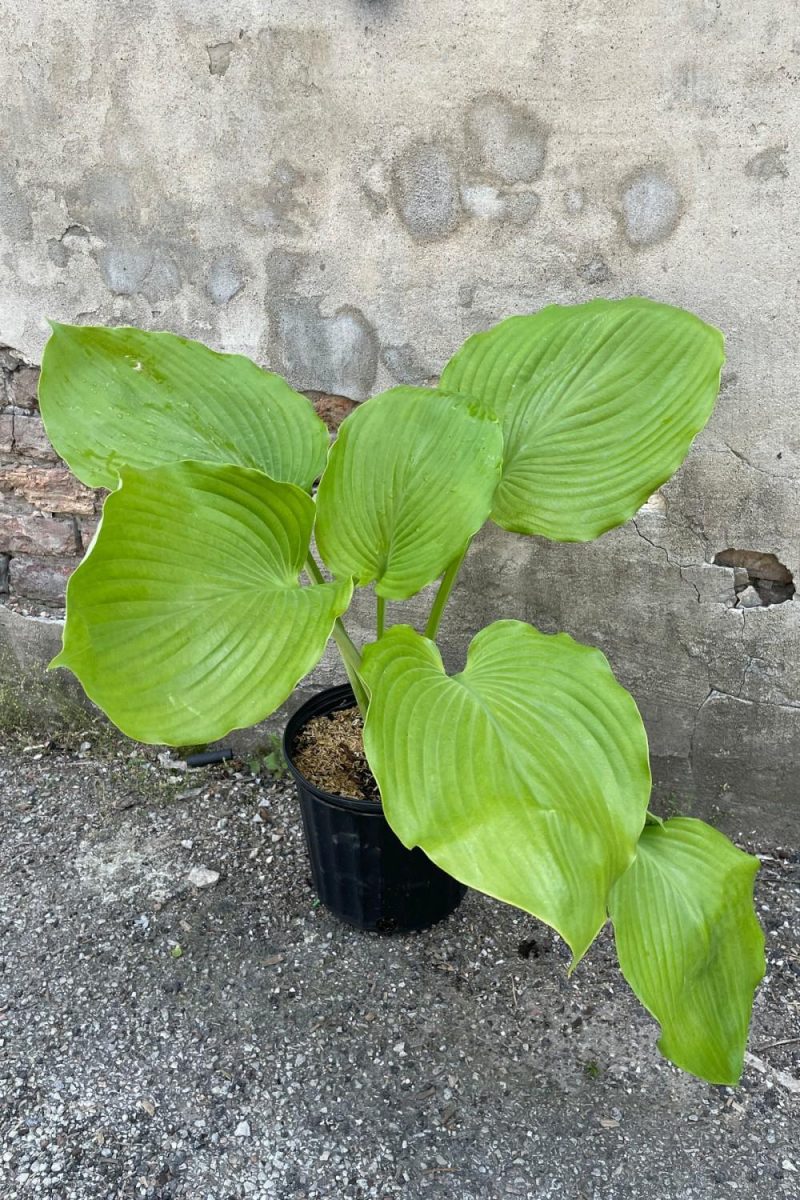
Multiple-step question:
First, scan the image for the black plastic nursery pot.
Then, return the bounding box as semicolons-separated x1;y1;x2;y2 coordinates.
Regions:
283;684;466;933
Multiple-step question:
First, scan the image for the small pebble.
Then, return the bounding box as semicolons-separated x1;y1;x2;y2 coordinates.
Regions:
187;866;220;888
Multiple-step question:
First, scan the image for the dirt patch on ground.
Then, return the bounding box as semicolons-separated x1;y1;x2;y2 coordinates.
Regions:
291;705;381;803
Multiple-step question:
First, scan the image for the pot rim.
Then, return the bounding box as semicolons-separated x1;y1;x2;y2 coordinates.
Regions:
282;683;383;815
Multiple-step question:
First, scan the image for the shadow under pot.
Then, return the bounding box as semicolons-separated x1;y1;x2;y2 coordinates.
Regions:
283;684;466;933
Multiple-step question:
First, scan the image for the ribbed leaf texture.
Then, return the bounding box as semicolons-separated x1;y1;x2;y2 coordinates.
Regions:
314;387;503;599
52;461;352;744
361;621;651;963
439;297;724;541
39;323;328;491
609;818;765;1084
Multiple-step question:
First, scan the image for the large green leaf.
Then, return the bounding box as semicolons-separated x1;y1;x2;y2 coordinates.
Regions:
39;323;329;491
361;621;650;961
314;387;503;600
51;461;352;744
609;818;764;1085
439;298;724;541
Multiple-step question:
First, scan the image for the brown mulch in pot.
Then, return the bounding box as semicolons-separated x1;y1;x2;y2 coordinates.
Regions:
292;706;381;803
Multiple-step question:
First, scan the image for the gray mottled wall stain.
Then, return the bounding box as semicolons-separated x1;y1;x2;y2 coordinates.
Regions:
0;0;798;835
381;342;435;387
389;95;547;241
744;145;789;180
206;41;235;76
391;142;462;242
206;253;246;306
272;300;379;400
0;170;33;242
618;169;683;247
464;94;548;185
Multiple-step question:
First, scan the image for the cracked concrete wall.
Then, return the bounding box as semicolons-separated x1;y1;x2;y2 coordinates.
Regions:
0;1;798;839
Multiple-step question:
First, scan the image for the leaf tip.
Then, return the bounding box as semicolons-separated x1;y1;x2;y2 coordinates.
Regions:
44;318;75;343
657;1031;744;1088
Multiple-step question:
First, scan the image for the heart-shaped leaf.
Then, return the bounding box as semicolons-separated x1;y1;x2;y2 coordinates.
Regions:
314;387;503;599
51;461;352;744
439;298;724;541
609;818;764;1084
39;323;329;491
361;621;651;962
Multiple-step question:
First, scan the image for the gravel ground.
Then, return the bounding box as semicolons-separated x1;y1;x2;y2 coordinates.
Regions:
0;729;798;1200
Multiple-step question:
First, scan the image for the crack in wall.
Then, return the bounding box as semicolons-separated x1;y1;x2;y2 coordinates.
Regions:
725;443;790;483
631;518;701;604
696;688;800;712
690;682;800;800
684;595;800;798
736;608;753;698
705;443;791;483
688;687;715;793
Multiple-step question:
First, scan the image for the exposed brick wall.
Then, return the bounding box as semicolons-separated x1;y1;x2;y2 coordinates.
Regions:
0;347;357;614
0;347;101;612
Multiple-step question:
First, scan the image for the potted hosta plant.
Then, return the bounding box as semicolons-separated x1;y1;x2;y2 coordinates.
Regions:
39;297;765;1086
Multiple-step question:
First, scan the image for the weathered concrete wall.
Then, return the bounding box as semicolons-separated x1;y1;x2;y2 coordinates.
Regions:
0;1;798;838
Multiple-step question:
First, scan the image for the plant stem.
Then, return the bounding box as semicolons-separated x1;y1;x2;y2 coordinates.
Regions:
377;594;386;639
330;624;370;717
303;551;327;587
425;543;469;641
304;553;369;717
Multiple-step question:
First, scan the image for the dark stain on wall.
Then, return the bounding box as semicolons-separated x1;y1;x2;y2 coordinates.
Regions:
272;300;379;400
744;145;788;181
391;141;462;242
618;168;683;247
465;94;548;185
